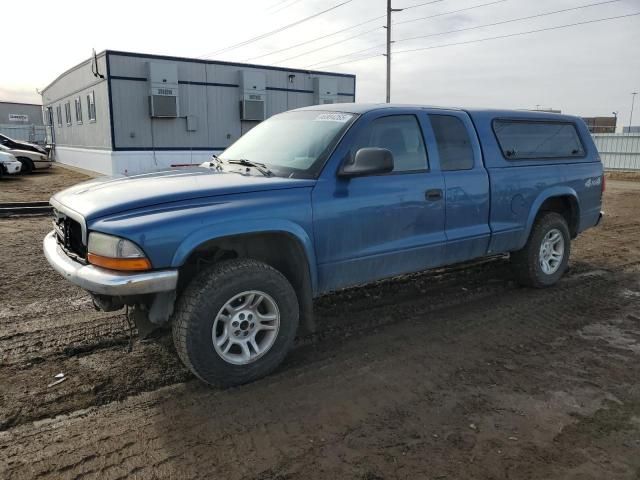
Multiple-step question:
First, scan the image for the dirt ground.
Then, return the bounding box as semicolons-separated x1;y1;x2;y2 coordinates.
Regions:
0;164;92;203
0;174;639;479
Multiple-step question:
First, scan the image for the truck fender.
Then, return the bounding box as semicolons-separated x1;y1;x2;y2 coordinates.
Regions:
171;219;319;294
518;186;579;250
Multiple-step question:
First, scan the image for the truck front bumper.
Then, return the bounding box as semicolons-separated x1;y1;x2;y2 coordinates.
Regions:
43;231;178;296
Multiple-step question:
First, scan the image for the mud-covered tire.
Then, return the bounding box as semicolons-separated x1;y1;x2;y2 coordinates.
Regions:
172;259;299;387
511;212;571;288
17;157;33;174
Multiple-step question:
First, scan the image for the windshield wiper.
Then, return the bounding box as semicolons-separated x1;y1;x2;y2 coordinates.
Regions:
226;158;273;177
201;154;226;171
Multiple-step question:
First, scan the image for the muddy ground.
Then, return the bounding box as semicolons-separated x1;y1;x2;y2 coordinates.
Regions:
0;174;639;479
0;165;92;203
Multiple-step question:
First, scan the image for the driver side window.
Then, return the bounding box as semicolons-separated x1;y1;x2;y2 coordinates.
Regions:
351;115;428;172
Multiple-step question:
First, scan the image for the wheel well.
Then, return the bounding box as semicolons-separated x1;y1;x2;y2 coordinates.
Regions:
537;195;579;237
179;232;315;334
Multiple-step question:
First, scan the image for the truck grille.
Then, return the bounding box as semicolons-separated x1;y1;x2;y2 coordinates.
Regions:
52;209;87;262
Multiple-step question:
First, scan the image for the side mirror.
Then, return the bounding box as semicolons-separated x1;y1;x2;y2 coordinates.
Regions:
339;147;394;177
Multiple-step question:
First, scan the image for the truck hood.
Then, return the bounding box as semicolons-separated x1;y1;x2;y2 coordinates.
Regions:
51;167;316;220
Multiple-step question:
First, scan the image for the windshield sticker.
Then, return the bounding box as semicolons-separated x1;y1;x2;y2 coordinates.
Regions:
314;113;353;123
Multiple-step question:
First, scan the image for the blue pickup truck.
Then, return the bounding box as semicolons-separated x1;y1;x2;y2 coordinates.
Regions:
44;104;604;386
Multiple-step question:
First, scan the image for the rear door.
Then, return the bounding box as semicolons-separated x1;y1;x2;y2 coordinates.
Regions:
424;110;491;263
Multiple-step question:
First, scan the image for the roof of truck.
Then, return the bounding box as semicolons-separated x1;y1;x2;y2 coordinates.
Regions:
296;103;581;122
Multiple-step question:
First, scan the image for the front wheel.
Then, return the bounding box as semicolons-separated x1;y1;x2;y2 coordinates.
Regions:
17;157;33;174
172;259;299;387
511;212;571;288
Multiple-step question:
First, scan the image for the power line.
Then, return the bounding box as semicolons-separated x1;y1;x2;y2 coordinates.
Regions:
312;12;640;69
245;0;498;65
398;0;448;12
271;0;305;15
277;25;383;64
265;0;291;10
394;0;623;44
300;0;505;67
198;0;354;58
244;15;385;62
394;11;640;54
393;0;507;27
304;43;384;68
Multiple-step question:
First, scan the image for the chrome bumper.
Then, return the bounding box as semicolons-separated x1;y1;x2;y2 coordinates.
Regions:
43;231;178;296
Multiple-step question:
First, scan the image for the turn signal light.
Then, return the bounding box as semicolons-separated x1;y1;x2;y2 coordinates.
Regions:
87;253;152;271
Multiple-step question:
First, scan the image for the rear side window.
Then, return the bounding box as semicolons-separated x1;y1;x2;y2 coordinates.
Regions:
493;120;585;159
429;114;474;171
351;115;428;172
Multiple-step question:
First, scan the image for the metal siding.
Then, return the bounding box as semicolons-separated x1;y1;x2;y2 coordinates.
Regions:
338;76;355;98
177;83;209;146
111;80;153;149
205;64;240;85
43;52;355;154
41;53;111;149
287;91;314;110
267;90;288;117
0;103;44;125
208;85;242;148
44;82;111;149
593;133;640;170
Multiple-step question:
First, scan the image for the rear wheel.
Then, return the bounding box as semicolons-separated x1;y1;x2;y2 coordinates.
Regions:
172;259;299;387
511;212;571;288
17;157;33;174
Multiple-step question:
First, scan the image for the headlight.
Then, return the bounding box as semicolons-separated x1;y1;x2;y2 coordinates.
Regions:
87;232;151;271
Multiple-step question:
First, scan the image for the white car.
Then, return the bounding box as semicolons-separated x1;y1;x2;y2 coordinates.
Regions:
0;150;22;176
0;144;51;174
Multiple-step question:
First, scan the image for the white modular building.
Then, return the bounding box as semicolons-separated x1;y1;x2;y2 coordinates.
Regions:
41;50;356;175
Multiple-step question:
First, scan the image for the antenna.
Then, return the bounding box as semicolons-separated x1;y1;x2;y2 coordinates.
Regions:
91;49;105;79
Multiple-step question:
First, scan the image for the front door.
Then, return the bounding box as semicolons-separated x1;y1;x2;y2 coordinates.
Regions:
312;111;447;293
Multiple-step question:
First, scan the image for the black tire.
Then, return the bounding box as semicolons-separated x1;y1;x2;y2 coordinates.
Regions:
510;212;571;288
172;259;299;387
17;157;33;174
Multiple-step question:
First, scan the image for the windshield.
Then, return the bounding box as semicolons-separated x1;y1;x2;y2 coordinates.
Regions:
219;110;356;178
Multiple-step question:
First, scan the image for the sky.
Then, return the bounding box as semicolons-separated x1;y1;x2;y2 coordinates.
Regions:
2;0;640;124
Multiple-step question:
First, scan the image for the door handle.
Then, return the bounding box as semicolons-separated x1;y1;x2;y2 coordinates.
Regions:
425;189;443;201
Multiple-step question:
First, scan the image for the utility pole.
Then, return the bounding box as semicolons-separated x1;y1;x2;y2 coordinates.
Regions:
385;0;403;103
629;92;638;132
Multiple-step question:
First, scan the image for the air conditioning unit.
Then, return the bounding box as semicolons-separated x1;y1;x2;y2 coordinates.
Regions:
313;77;338;105
239;70;266;121
148;62;179;118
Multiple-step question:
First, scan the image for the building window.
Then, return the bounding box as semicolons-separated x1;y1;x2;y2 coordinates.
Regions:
56;105;62;127
44;107;53;126
493;120;585;159
65;101;72;126
87;91;96;122
429;114;474;171
75;97;83;124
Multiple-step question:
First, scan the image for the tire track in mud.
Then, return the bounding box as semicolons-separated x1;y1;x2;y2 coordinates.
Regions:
1;268;638;480
0;257;618;432
1;312;128;366
0;257;514;430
